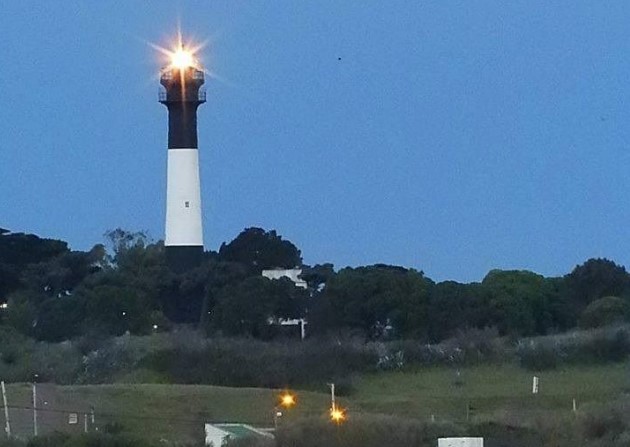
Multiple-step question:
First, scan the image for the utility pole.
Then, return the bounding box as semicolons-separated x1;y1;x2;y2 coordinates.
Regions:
1;381;11;438
32;379;38;437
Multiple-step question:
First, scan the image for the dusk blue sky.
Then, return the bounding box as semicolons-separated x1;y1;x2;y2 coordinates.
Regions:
2;2;630;283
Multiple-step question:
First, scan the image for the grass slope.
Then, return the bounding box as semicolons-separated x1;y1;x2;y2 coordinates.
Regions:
351;363;629;423
3;362;628;443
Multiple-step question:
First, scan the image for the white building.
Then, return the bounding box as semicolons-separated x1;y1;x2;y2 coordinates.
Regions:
205;423;273;446
261;268;308;289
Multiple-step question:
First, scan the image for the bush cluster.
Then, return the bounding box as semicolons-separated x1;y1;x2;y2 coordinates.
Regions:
516;326;630;371
141;336;376;389
2;325;630;388
0;432;157;447
275;414;464;447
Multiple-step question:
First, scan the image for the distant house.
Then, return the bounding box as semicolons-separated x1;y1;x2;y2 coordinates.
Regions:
204;423;273;446
261;268;308;289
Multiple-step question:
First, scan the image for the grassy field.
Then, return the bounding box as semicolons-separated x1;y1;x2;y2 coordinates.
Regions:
3;362;628;443
351;363;629;422
4;382;331;442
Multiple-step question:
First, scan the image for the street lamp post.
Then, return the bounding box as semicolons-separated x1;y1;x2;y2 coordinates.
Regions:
328;383;345;424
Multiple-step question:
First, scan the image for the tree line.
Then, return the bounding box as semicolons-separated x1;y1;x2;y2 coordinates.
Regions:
1;226;629;342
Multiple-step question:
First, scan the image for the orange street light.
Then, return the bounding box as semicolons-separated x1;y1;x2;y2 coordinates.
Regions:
279;391;296;408
330;406;346;424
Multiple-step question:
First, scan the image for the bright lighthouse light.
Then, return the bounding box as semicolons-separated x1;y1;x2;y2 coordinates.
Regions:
171;48;194;69
149;32;212;77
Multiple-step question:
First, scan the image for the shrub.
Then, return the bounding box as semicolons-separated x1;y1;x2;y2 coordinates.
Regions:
79;333;162;383
226;437;275;447
516;341;558;371
567;328;630;364
390;328;504;370
579;404;628;441
275;414;464;447
0;438;27;447
516;326;630;371
579;296;628;329
141;337;376;389
0;327;32;364
31;341;82;384
26;432;155;447
469;421;544;447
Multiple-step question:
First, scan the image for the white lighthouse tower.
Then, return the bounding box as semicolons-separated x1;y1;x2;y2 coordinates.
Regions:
159;47;206;271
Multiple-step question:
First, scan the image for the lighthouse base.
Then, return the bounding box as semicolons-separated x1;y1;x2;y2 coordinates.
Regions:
166;245;204;273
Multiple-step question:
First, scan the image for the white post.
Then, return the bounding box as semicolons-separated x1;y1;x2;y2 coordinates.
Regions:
572;398;577;413
32;382;38;437
329;383;336;411
300;319;306;340
532;376;539;394
1;381;11;438
84;414;88;433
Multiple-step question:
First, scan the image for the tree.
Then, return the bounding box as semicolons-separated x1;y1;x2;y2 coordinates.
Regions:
218;228;302;273
427;281;482;342
564;258;630;317
312;265;433;339
79;285;153;336
480;270;557;336
197;260;250;329
32;294;84;341
21;245;106;299
0;262;20;304
104;229;152;269
300;263;335;293
3;290;38;336
211;276;307;338
0;230;69;300
0;230;68;267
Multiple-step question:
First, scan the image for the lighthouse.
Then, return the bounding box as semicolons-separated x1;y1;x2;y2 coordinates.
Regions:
159;47;206;271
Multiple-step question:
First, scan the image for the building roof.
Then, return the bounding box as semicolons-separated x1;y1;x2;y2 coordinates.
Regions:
213;423;273;439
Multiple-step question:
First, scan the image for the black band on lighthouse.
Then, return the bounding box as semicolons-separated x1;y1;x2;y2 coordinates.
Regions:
166;246;204;273
166;102;200;148
160;67;206;149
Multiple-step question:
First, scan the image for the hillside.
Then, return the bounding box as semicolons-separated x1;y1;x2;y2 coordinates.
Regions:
3;363;627;443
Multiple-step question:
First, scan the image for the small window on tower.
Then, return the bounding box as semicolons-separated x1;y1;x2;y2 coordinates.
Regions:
185;201;190;208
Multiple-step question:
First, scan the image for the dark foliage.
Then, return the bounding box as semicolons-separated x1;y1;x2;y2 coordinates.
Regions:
3;226;630;346
517;328;630;371
275;414;464;447
311;265;432;339
140;338;375;389
579;296;629;328
564;258;630;323
0;231;69;302
218;227;302;273
25;432;155;447
470;422;544;447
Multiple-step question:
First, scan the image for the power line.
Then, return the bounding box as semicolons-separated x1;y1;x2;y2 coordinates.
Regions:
4;404;262;426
